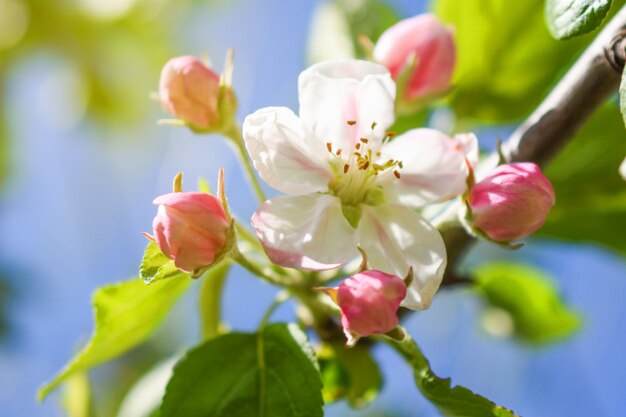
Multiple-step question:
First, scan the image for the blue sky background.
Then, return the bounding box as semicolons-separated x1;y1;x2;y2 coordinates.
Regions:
1;1;625;416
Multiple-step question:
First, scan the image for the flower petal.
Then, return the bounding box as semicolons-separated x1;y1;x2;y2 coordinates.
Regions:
252;194;358;270
298;60;395;150
358;204;447;310
243;106;333;195
381;129;478;207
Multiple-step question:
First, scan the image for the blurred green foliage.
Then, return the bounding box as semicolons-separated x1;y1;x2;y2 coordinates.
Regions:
434;0;590;122
0;0;209;187
319;341;382;408
307;0;400;64
61;373;92;417
474;262;580;345
541;103;626;255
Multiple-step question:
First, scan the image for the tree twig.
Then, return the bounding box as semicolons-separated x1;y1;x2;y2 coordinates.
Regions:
438;4;626;286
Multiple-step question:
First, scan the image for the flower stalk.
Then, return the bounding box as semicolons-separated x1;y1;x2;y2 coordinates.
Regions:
223;123;267;203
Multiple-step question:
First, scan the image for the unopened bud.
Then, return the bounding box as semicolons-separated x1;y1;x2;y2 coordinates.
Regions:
331;270;407;346
373;13;455;104
152;191;231;274
159;55;236;132
467;163;555;243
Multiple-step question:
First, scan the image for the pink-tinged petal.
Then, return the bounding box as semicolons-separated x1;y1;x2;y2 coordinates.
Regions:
252;194;358;270
152;192;230;272
298;60;395;150
358;204;447;310
373;14;455;100
243;107;333;195
381;129;478;207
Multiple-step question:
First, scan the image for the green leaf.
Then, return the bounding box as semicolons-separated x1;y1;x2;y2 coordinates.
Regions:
38;276;190;401
318;341;382;408
474;262;580;344
434;0;588;121
390;333;517;417
160;323;324;417
546;0;612;40
140;241;186;284
540;104;626;255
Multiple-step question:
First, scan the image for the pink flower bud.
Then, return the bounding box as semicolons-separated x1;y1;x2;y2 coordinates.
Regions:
152;192;230;273
336;270;407;345
373;13;455;101
159;56;221;129
467;163;556;242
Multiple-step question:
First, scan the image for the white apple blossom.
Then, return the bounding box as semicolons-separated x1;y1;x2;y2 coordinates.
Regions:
243;60;477;310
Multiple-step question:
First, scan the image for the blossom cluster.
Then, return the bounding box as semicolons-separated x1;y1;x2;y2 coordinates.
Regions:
149;13;556;344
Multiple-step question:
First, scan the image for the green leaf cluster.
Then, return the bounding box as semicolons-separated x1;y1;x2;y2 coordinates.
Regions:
474;262;580;344
160;323;324;417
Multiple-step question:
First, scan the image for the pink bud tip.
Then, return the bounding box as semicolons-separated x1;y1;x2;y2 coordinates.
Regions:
336;270;407;345
373;13;455;101
152;192;230;273
158;56;221;129
468;163;556;242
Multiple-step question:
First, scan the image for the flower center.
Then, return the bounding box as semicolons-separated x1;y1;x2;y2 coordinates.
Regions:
326;126;402;227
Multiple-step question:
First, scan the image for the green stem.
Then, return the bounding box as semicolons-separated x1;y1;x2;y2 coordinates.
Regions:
259;291;290;330
235;221;263;250
382;327;429;371
223;123;267;203
199;261;231;340
231;244;291;286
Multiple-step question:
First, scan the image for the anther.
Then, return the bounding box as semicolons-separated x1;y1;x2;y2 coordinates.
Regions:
371;122;377;130
336;149;343;156
344;164;350;173
360;137;369;144
386;131;396;137
393;170;401;179
326;142;332;152
355;143;361;150
362;161;370;170
347;120;356;126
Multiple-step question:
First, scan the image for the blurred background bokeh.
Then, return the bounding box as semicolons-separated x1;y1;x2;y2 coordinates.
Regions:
0;0;625;416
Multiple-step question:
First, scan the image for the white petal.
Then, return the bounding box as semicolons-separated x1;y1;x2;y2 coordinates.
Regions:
358;204;447;310
298;60;395;151
381;129;477;207
620;156;626;181
252;194;358;270
243;107;332;195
